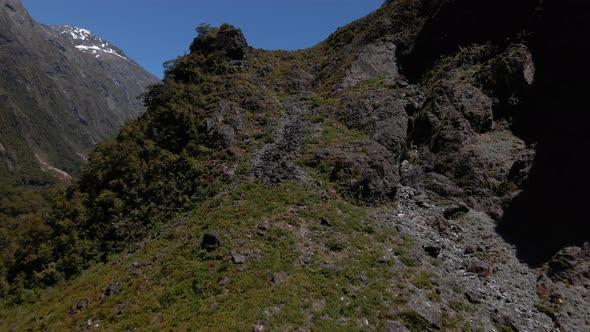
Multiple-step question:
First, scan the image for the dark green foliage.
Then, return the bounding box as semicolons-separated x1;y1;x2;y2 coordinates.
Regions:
0;25;250;295
189;23;247;60
0;184;62;300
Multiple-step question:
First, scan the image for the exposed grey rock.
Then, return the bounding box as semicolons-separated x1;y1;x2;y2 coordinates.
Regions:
464;245;477;255
342;41;398;89
374;186;554;331
492;313;519;331
214;27;248;60
69;299;89;315
412;83;476;152
231;251;246;264
477;44;536;118
269;272;290;286
465;290;484;304
443;204;469;220
357;318;370;328
219;277;231;287
252;99;309;184
448;82;494;133
257;221;270;236
467;261;493;278
253;320;264;332
104;282;122;297
547;245;590;286
314;139;399;205
383;320;409;332
299;254;312;265
341;91;408;159
206;110;236;149
415;305;442;329
284;65;315;92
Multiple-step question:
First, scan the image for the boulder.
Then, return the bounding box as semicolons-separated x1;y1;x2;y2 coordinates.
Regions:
69;299;89;315
383;320;410;332
467;261;493;278
253;320;264;332
443;204;469;220
314;139;399;205
201;233;221;251
464;290;484;304
104;282;122;297
269;272;290;286
231;251;246;264
257;221;270;236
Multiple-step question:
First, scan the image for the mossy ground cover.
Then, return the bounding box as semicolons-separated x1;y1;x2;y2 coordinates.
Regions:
0;179;424;331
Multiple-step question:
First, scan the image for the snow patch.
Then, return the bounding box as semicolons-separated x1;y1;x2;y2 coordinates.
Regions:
61;25;92;41
59;26;128;60
75;45;128;60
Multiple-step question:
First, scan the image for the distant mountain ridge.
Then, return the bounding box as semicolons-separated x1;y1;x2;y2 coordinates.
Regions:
0;0;158;185
46;25;128;60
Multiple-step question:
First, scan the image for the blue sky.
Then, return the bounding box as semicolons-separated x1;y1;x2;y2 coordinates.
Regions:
22;0;383;78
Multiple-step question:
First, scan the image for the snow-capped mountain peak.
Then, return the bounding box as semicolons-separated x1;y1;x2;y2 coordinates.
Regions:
50;25;128;60
62;25;92;41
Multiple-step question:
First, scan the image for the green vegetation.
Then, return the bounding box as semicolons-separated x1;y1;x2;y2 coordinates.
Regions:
305;95;340;109
0;184;63;301
0;24;259;296
421;43;499;88
0;180;410;330
411;271;438;289
0;0;523;328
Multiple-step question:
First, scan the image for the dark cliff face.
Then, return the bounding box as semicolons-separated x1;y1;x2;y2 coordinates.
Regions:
373;0;590;266
0;0;158;184
402;0;590;264
497;0;590;264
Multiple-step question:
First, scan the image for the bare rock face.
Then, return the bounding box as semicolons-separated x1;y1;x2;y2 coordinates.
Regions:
547;245;590;287
342;41;398;88
341;91;409;160
314;140;399;205
412;81;492;153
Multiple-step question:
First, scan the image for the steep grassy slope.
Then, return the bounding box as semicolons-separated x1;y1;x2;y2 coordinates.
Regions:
1;181;427;331
1;0;589;330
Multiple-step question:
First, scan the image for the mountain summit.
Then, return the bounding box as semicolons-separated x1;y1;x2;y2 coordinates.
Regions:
48;25;129;60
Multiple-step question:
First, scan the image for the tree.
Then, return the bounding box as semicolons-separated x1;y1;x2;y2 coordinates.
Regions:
196;23;213;38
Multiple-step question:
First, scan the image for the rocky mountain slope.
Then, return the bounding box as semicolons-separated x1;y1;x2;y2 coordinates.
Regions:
0;0;588;331
0;0;158;186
